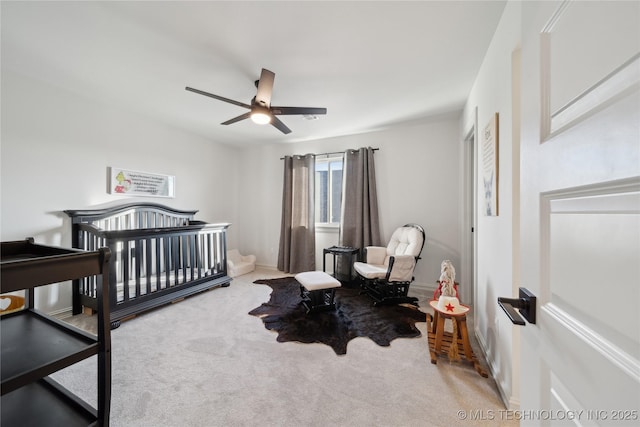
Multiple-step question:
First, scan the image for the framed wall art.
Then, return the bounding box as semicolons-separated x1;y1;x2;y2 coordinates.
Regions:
108;167;175;198
482;113;499;216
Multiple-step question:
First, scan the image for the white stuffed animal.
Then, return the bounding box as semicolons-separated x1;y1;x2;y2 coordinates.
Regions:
438;260;457;297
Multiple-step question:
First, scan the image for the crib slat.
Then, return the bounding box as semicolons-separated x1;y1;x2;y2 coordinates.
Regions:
196;234;203;279
188;235;195;281
146;238;153;295
122;240;130;302
155;237;162;291
205;234;211;275
164;236;171;288
214;232;220;274
172;236;180;286
211;234;216;274
184;235;190;282
134;240;142;298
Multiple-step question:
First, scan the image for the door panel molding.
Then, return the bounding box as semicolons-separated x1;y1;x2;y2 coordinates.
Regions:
550;372;587;418
541;0;640;140
549;55;640;137
543;303;640;382
540;178;640;382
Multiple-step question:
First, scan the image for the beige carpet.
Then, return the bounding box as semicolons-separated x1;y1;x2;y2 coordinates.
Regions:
53;267;517;427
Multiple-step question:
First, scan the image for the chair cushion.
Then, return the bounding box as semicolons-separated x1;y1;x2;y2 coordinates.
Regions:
353;261;388;280
295;271;341;291
387;226;424;257
385;255;416;282
364;246;387;266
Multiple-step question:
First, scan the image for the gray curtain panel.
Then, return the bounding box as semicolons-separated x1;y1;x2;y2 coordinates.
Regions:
339;147;382;254
277;154;316;273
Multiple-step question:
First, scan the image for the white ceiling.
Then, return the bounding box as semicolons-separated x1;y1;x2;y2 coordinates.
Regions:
1;1;507;147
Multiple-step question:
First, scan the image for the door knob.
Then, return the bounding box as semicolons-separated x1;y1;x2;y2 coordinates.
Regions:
498;287;536;325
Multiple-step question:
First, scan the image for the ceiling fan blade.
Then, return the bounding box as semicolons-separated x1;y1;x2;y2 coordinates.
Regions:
185;87;251;109
270;106;327;116
271;116;292;134
255;68;275;107
221;112;251;125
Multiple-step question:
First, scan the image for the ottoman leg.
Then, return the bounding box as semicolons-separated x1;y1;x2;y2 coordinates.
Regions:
327;289;336;307
302;289;336;314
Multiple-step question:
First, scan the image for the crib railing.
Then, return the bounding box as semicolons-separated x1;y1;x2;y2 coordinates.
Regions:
65;204;231;327
76;221;228;304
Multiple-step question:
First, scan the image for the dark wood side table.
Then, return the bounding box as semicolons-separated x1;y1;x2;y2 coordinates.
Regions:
323;246;360;284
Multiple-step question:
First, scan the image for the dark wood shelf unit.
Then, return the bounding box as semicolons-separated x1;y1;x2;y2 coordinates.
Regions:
3;378;97;427
1;238;111;426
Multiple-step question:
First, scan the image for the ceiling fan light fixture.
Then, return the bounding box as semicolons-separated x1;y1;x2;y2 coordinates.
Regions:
250;105;271;125
250;111;271;125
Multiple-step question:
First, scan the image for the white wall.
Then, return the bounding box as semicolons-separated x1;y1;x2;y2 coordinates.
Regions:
1;69;462;311
237;114;462;289
461;0;520;409
1;71;240;314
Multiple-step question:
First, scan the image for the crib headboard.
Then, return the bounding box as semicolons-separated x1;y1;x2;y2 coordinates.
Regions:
65;203;198;231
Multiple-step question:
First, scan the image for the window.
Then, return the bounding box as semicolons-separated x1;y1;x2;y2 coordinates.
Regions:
315;157;343;225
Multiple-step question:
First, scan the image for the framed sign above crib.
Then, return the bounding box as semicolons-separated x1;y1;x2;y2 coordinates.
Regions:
108;167;175;198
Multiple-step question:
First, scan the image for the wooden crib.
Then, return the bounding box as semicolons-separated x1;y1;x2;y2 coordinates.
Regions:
65;203;231;328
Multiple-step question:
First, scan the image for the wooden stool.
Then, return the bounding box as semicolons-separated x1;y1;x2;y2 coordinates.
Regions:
426;308;488;377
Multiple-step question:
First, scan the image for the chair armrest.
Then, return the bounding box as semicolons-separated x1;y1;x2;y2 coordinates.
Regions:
386;255;416;282
365;246;387;265
227;259;236;268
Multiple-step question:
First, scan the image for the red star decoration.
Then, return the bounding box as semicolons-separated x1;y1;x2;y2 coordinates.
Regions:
445;303;455;312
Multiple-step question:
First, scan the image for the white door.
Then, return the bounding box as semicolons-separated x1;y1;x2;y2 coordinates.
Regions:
520;1;639;425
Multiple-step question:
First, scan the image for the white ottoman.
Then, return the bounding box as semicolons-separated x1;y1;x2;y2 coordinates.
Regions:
295;271;342;313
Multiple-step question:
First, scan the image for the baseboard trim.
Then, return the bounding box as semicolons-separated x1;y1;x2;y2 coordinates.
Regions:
50;307;73;320
411;282;437;296
255;264;280;272
474;328;519;410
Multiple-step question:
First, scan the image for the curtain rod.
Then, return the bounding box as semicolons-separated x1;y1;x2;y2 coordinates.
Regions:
280;148;379;160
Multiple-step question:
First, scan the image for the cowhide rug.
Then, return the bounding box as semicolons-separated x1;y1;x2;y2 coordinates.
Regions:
249;277;427;355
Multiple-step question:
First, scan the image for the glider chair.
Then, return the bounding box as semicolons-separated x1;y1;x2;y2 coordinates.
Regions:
354;224;425;306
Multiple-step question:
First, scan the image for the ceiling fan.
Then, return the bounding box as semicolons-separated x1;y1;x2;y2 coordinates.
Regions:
186;68;327;134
